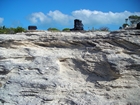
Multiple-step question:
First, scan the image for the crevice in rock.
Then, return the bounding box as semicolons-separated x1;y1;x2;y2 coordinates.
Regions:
0;40;24;48
126;64;140;71
42;98;53;101
58;98;77;105
0;99;5;104
107;39;140;51
25;57;35;61
0;56;35;61
0;65;10;75
58;57;119;83
34;40;96;49
20;91;39;96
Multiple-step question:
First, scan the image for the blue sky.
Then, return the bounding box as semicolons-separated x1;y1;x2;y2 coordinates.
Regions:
0;0;140;31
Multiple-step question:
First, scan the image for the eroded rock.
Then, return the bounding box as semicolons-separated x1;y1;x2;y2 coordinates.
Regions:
0;30;140;104
136;22;140;29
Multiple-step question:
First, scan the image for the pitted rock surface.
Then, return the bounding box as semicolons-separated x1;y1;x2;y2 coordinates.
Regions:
0;30;140;105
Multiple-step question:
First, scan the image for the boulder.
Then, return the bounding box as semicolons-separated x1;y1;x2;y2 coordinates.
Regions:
136;22;140;29
70;19;84;31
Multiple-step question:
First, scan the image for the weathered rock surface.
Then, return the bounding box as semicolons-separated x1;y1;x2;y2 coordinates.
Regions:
0;30;140;105
137;22;140;29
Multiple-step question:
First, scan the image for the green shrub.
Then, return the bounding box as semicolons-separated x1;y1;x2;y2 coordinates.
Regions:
47;28;60;32
62;28;70;32
0;26;26;34
122;23;129;28
14;26;25;33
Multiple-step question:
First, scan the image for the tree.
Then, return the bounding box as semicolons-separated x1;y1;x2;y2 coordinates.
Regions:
128;15;140;25
62;28;70;32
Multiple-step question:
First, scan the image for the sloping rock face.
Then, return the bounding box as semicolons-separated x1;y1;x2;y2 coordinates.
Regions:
0;30;140;105
136;22;140;29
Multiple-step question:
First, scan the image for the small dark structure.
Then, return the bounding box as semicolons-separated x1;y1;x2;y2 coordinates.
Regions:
70;19;84;31
136;22;140;29
28;26;37;30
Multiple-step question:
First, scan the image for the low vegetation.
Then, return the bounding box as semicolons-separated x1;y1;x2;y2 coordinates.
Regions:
2;15;139;33
47;28;60;32
62;28;70;32
98;27;110;31
120;15;140;29
88;27;110;32
0;26;26;34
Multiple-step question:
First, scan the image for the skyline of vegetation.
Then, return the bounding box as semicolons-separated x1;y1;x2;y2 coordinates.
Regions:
0;15;140;33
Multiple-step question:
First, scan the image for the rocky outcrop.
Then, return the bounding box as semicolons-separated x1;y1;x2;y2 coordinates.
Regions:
0;30;140;105
136;22;140;29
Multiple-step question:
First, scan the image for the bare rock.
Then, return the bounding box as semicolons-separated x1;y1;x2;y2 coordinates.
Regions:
0;31;140;104
136;22;140;29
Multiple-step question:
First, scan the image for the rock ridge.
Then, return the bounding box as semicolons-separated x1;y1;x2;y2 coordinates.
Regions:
0;30;140;105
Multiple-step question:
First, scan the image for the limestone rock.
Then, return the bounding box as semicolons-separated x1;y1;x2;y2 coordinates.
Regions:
0;30;140;105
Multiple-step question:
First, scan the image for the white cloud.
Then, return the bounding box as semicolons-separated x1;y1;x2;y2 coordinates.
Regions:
48;10;73;25
0;17;4;24
29;12;51;24
72;10;140;25
28;10;140;28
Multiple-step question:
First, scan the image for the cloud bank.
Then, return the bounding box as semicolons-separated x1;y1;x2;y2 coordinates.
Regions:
28;9;140;29
0;18;4;25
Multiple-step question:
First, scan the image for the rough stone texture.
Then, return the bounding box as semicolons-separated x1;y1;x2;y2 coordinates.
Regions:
0;30;140;105
136;22;140;29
